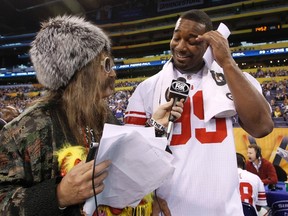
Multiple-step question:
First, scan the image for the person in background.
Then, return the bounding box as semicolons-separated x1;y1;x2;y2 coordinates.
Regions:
0;15;184;216
114;102;125;124
269;99;276;110
237;153;267;214
246;144;278;185
125;9;273;216
272;105;283;118
282;99;288;121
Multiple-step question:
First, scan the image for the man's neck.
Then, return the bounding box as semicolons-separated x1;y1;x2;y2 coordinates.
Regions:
253;158;260;166
254;160;259;166
175;61;205;74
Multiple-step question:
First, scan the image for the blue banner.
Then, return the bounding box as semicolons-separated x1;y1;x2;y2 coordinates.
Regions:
0;47;287;78
114;60;168;70
232;47;288;58
0;71;36;78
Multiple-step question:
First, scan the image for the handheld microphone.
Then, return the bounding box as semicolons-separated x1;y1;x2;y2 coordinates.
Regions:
166;77;190;140
86;142;99;162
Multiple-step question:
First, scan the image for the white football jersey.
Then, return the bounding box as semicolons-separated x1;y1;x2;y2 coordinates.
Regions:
238;168;267;211
125;64;261;215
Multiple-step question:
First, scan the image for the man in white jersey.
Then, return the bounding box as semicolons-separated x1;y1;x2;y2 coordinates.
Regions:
237;153;267;214
125;10;273;216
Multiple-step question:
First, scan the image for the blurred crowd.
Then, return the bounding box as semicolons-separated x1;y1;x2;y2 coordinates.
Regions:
249;68;288;78
261;79;288;122
1;69;288;126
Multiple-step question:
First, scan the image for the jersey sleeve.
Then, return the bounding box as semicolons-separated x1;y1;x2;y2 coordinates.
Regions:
256;177;267;207
243;72;272;112
124;75;159;126
243;72;262;93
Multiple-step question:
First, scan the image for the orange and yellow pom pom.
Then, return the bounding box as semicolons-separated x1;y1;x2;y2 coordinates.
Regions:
54;144;87;176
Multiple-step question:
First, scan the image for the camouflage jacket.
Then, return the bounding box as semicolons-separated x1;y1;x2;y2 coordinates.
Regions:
0;102;119;216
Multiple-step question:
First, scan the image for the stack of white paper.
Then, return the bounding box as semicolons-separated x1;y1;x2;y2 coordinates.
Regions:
83;124;175;216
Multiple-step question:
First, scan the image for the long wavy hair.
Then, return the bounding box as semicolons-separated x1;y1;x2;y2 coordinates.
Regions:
36;53;110;145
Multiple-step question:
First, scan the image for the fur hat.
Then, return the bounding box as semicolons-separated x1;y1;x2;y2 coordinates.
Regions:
29;15;111;90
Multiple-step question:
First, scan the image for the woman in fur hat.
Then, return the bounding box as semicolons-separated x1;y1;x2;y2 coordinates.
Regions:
0;15;184;216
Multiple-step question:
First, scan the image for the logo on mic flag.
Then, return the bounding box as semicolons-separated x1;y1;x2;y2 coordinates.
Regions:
169;78;190;101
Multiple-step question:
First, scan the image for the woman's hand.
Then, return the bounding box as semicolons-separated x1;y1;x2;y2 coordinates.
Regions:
152;98;184;127
56;160;111;208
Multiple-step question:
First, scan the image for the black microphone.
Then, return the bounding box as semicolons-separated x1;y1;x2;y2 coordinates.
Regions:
166;77;190;140
86;142;99;162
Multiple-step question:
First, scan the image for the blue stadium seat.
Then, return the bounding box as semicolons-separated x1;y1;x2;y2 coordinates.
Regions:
271;200;288;214
273;209;288;216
